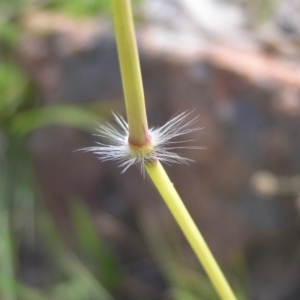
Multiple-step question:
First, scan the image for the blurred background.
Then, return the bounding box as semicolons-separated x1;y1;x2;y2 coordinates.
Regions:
1;0;300;299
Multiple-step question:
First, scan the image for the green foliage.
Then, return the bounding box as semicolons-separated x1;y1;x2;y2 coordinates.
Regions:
9;105;104;136
71;201;121;290
0;12;118;292
139;209;249;300
40;212;115;300
46;0;111;18
0;63;29;123
44;0;142;18
0;91;115;300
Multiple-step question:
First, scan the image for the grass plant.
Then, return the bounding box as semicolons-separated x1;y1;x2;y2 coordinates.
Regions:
85;0;238;299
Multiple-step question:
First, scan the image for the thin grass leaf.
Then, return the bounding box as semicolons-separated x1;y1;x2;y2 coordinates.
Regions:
9;105;105;136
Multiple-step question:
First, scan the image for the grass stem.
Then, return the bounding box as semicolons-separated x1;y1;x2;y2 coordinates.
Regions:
146;161;237;300
111;0;149;146
110;1;237;299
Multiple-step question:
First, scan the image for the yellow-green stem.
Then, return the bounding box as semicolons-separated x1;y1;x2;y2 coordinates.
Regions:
146;161;237;300
111;1;236;299
111;0;149;146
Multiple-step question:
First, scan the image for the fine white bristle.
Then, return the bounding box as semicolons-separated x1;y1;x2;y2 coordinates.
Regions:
81;112;203;175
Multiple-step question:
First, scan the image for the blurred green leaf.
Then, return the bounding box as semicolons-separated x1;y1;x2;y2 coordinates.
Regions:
9;104;104;136
0;210;16;300
39;211;114;300
57;254;114;300
0;63;28;120
0;139;21;300
44;0;143;18
0;21;20;49
139;209;227;300
171;288;200;300
46;0;111;18
71;201;121;289
17;284;48;300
